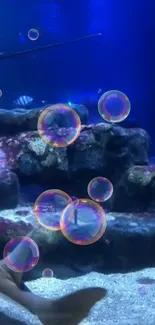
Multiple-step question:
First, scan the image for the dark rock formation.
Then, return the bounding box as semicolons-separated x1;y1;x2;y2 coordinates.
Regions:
112;165;155;212
0;122;151;208
0;168;20;210
0;104;89;136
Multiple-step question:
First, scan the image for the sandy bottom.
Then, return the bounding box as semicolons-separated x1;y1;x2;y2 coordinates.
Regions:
0;267;155;325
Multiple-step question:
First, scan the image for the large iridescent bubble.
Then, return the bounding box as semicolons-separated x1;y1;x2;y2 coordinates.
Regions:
98;90;131;123
28;28;39;41
87;177;113;202
38;104;81;148
60;198;106;245
34;189;71;231
3;236;39;273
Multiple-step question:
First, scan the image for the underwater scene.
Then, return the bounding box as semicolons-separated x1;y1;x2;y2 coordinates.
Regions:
0;1;155;324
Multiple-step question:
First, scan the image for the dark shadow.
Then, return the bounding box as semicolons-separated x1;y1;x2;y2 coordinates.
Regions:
0;312;26;325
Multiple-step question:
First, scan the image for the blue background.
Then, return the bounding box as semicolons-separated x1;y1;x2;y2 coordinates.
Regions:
0;0;155;150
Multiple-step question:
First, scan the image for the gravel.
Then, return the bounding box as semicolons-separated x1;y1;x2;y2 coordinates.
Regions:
0;268;155;325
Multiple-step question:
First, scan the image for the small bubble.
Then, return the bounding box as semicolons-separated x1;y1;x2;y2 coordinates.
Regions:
138;286;148;296
42;268;53;278
28;28;39;41
87;177;113;202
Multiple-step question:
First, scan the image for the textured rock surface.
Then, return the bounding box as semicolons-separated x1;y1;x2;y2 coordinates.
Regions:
0;206;155;273
0;269;155;325
0;104;89;136
0;121;153;212
0;122;150;185
0;169;20;210
112;165;155;212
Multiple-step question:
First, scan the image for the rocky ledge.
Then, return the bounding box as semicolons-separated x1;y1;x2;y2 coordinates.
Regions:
0;122;153;212
0;206;155;275
0;104;89;136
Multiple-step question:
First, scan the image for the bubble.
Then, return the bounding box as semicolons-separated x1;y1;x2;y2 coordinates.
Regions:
87;177;113;202
42;268;53;278
60;198;106;245
3;236;39;273
138;286;148;296
37;104;81;148
28;28;39;41
34;189;71;231
98;90;131;123
0;89;2;98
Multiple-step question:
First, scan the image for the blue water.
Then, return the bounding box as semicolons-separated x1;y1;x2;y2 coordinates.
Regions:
0;0;155;145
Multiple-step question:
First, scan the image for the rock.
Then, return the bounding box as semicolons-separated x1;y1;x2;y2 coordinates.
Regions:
0;270;155;325
0;169;20;210
0;104;89;136
0;206;155;273
0;123;150;188
112;165;155;212
65;103;89;125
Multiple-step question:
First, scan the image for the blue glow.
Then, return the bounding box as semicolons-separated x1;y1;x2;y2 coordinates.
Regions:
68;101;72;106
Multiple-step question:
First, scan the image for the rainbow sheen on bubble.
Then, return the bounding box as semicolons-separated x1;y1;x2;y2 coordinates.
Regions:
3;236;39;273
60;198;106;245
87;177;113;202
34;189;71;231
42;268;53;278
98;90;131;123
37;104;81;148
28;28;39;41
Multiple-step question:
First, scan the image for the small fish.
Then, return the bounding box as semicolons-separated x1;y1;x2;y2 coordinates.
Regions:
0;231;106;325
136;277;155;285
13;95;34;107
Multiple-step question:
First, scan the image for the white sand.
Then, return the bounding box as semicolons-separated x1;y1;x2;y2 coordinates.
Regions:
0;268;155;325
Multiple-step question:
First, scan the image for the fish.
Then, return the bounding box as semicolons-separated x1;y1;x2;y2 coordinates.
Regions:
12;95;34;108
0;232;106;325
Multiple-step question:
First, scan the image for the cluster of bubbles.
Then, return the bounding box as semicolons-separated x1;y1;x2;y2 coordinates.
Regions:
33;178;111;246
2;89;131;273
